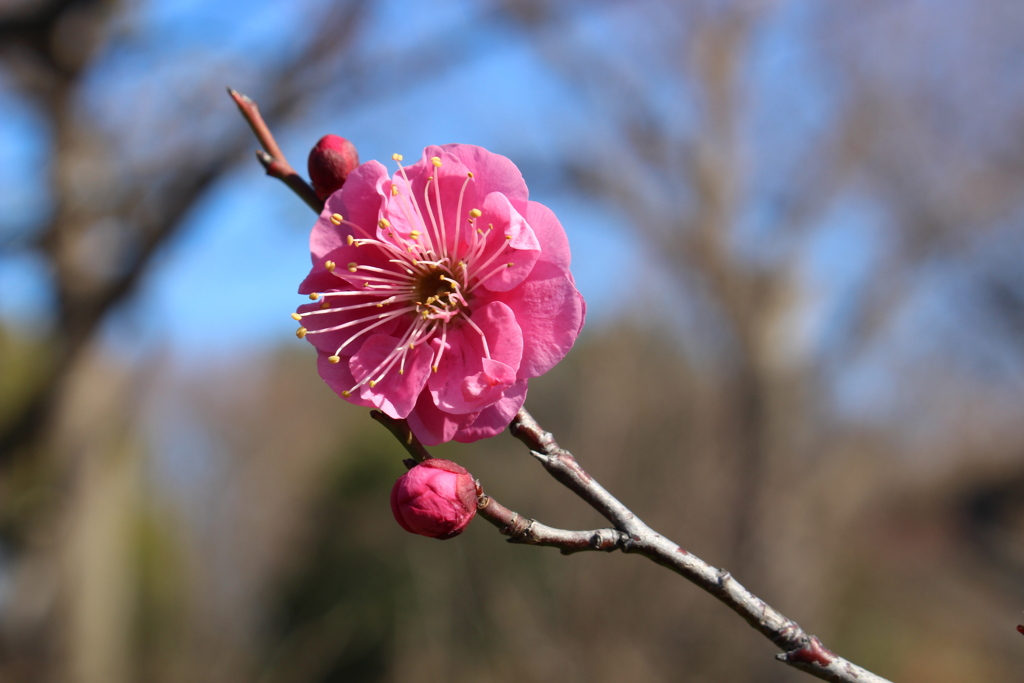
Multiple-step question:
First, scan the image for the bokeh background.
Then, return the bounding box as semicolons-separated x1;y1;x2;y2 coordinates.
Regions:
2;0;1024;681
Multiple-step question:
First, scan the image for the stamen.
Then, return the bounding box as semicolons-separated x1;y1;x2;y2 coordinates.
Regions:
432;322;449;372
329;356;341;363
347;235;354;245
431;156;442;167
469;208;482;218
468;260;516;293
308;293;319;300
461;311;492;359
347;262;358;273
325;260;336;272
296;327;307;339
291;313;302;321
454;174;473;258
330;213;343;225
378;218;391;229
392;153;403;161
391;185;399;196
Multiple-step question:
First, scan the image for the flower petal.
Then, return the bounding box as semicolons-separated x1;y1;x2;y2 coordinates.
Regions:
453;379;528;443
349;333;433;419
473;192;541;293
525;200;571;272
317;351;375;409
312;160;389;262
406;390;480;446
439;143;528;217
483;261;584;378
427;301;524;414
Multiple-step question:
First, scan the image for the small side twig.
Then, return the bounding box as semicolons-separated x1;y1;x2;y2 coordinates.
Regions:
227;87;323;213
369;412;625;555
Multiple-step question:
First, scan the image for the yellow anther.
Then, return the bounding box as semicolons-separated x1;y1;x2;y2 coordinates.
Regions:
291;312;302;321
410;230;420;238
330;213;343;225
347;235;355;245
368;380;377;388
325;260;336;272
391;185;399;196
432;365;438;373
328;356;341;364
467;172;474;178
505;235;512;240
378;218;391;229
392;153;403;161
308;292;319;300
409;342;415;349
431;156;442;168
347;262;358;273
296;327;307;339
399;369;404;375
320;301;330;309
341;390;351;397
469;208;482;218
477;228;484;234
507;262;514;267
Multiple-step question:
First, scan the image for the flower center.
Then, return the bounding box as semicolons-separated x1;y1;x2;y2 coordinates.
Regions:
413;264;466;319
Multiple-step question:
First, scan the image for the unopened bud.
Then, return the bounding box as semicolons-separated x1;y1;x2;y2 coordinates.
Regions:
308;134;360;201
390;459;477;539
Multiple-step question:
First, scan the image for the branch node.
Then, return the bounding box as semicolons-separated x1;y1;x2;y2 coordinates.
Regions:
779;636;835;668
529;449;550;464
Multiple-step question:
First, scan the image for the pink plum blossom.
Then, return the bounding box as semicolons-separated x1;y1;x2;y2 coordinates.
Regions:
294;144;585;445
390;458;477;539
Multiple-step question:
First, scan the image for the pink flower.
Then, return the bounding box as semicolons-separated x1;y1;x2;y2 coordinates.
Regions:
294;144;585;445
390;458;477;539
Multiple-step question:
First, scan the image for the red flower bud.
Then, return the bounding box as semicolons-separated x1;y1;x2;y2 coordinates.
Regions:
390;459;477;539
307;134;359;201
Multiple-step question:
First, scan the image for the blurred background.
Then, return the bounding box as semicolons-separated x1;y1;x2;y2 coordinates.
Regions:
2;0;1024;681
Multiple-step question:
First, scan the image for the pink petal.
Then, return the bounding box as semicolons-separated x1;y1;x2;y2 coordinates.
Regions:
439;144;529;217
474;193;541;293
349;334;433;418
427;302;523;414
525;200;571;272
460;357;516;404
311;160;389;262
406;390;480;447
316;351;376;409
454;379;528;443
483;261;584;378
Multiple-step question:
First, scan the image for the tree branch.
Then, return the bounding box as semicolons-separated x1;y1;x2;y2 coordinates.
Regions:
227;87;323;213
509;407;890;683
